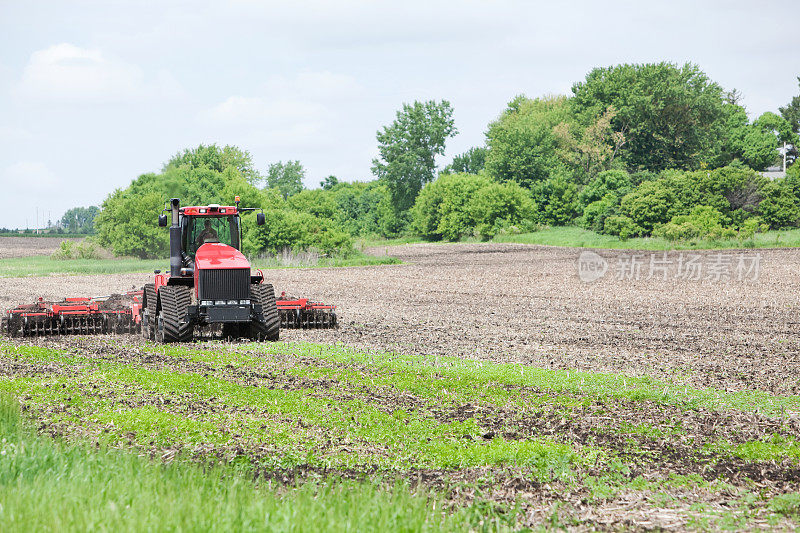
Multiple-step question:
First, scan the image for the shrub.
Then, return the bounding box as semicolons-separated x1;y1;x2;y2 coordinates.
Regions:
531;175;581;226
578;169;632;208
757;180;800;229
51;240;101;260
738;217;769;240
51;240;76;260
411;174;536;241
287;189;338;219
653;206;735;241
618;181;676;233
411;173;492;240
243;210;353;256
582;193;620;233
468;181;535;239
603;215;642;240
96;189;169;259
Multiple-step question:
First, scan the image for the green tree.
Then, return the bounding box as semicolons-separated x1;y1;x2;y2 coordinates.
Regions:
59;206;100;233
721;105;781;170
165;144;261;185
95;184;169;259
95;145;267;258
442;147;487;175
571;62;727;171
485;95;573;188
266;160;305;199
371;100;457;213
553;105;626;183
320;175;339;190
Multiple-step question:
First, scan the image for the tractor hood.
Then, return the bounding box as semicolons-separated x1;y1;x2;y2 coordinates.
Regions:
194;243;250;270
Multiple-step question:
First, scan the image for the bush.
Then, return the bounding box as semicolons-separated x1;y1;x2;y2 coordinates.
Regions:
652;206;735;241
287;189;338;219
411;174;536;241
603;215;642;240
51;240;76;260
582;193;620;233
96;189;170;259
531;175;580;226
468;181;535;239
578;169;632;208
618;181;676;233
757;180;800;229
51;240;101;260
738;216;769;240
411;173;492;240
243;209;353;256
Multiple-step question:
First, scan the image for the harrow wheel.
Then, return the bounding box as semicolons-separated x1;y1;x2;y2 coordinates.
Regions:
250;283;280;342
141;284;156;341
155;285;193;343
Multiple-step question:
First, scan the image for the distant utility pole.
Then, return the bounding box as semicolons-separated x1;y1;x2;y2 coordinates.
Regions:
784;142;787;173
36;207;39;235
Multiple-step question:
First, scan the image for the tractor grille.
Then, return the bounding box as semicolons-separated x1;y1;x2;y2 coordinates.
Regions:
198;268;250;301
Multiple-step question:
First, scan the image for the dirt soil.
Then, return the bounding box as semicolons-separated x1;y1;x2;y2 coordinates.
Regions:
3;242;800;395
0;236;84;259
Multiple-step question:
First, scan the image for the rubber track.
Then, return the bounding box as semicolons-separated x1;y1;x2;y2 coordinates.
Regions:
142;283;156;340
158;286;193;343
251;283;280;342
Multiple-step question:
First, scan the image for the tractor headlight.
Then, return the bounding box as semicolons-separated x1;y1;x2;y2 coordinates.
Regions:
240;299;250;305
227;300;238;305
215;300;226;305
200;300;212;307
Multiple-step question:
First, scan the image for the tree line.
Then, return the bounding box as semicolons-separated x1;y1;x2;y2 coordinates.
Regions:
94;62;800;258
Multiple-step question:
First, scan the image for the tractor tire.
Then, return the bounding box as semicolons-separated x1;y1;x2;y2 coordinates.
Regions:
141;284;156;341
155;285;193;343
250;283;280;342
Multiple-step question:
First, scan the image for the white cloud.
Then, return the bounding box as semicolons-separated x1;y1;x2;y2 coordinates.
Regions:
15;43;182;103
204;96;328;125
203;70;362;124
263;71;363;100
199;70;365;152
0;161;59;195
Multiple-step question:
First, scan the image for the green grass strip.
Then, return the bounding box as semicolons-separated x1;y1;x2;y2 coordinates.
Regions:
0;393;491;532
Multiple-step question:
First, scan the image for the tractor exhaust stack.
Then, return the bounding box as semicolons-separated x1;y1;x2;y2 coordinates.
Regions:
169;198;181;278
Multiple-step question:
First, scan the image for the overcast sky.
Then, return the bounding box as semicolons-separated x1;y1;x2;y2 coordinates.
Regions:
0;0;797;228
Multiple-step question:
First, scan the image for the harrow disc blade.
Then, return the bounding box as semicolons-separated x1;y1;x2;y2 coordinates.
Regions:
278;308;337;329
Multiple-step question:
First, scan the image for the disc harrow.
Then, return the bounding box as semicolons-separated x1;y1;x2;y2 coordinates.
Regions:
2;292;143;338
277;292;337;329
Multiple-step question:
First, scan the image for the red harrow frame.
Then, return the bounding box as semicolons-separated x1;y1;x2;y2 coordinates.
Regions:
1;291;143;338
2;290;337;338
277;292;337;329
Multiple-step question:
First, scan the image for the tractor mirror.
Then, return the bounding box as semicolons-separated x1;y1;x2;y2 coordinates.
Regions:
158;214;168;227
256;212;265;226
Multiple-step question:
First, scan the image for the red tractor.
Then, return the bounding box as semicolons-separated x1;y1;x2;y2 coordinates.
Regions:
141;197;279;343
2;196;337;340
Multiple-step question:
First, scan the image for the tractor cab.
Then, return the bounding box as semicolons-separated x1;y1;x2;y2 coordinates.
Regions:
180;207;241;261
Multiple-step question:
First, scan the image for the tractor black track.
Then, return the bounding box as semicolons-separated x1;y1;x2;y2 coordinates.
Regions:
251;283;280;342
158;285;193;343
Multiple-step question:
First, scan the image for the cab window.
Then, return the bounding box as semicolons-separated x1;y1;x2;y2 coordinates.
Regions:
183;216;240;258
